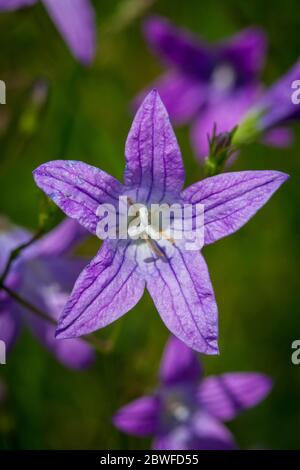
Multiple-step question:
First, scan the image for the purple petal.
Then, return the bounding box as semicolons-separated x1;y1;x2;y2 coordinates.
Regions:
182;170;289;246
25;219;88;258
191;411;236;449
0;219;31;272
191;85;260;158
56;241;145;339
20;255;95;369
29;311;95;369
146;248;218;354
0;303;20;353
160;336;202;386
219;28;267;82
113;395;160;437
143;16;213;80
153;413;236;450
135;72;207;125
33;160;124;236
263;127;294;148
198;373;272;421
31;317;95;369
42;0;96;65
258;59;300;129
125;90;185;201
0;0;36;10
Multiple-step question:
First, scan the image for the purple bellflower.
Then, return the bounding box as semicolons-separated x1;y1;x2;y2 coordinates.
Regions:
0;0;96;65
0;217;95;369
33;90;288;353
113;336;272;450
139;16;292;158
140;16;265;158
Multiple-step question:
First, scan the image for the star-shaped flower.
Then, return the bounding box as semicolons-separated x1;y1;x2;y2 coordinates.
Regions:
33;90;288;353
0;217;95;369
113;336;272;450
0;0;96;65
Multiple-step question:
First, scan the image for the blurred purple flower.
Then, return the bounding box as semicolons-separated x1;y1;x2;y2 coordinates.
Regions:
0;0;96;65
0;217;95;369
113;336;272;450
138;16;267;159
33;90;288;353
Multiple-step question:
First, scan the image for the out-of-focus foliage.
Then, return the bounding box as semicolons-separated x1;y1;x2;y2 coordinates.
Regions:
0;0;300;449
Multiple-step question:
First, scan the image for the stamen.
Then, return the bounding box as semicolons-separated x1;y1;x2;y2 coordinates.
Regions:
143;235;166;259
158;230;175;245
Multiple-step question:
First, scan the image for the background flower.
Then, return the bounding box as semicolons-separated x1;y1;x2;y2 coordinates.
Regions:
139;16;265;158
113;336;272;450
139;16;294;160
0;217;95;369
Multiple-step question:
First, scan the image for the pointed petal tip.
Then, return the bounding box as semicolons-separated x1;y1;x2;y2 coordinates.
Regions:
204;340;219;356
143;88;161;103
271;170;290;187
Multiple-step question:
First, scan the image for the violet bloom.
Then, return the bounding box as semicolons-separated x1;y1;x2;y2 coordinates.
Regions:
33;90;288;353
138;16;268;159
113;336;272;450
0;0;96;65
0;217;95;369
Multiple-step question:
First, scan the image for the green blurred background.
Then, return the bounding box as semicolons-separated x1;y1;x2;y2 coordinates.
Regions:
0;0;300;450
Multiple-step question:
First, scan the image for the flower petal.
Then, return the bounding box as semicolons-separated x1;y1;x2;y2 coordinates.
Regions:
25;219;88;258
191;411;236;449
258;59;300;129
0;0;36;10
182;170;289;245
263;127;294;148
42;0;96;65
143;16;213;79
160;336;202;386
33;160;124;236
113;395;160;437
219;28;267;82
191;85;260;158
56;241;145;339
29;312;95;369
19;254;95;369
125;90;185;202
0;220;31;272
146;248;218;354
0;303;20;353
135;72;207;125
153;413;236;450
198;372;272;421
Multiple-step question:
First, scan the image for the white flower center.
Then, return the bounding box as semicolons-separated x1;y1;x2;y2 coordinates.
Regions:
127;205;158;239
165;395;191;423
212;63;236;91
